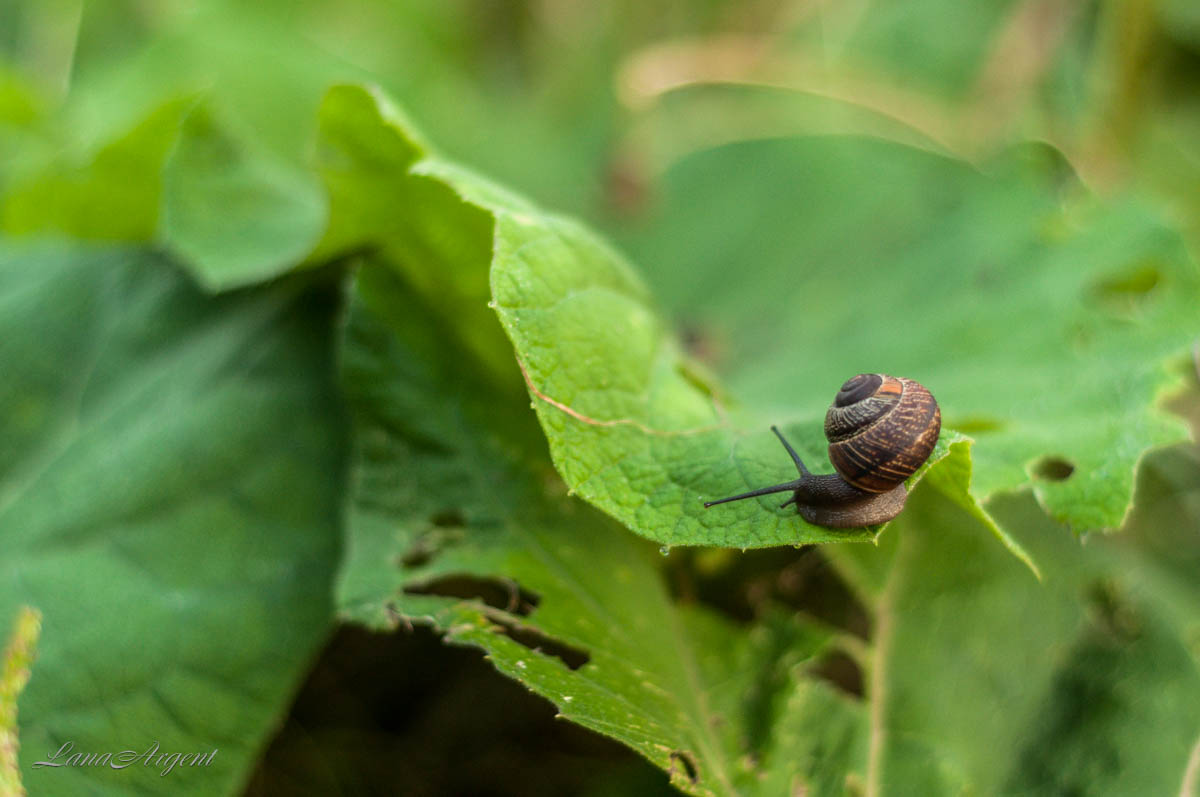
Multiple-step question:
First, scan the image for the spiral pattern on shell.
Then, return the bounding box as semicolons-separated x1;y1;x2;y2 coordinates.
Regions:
824;374;941;493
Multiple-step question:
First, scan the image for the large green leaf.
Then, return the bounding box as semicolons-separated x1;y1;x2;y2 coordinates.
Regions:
312;84;516;384
310;85;1000;552
788;0;1020;98
676;454;1200;797
331;161;1200;796
316;88;1193;551
620;138;1200;534
0;243;345;795
317;84;1200;794
488;196;990;548
807;449;1200;796
337;257;841;796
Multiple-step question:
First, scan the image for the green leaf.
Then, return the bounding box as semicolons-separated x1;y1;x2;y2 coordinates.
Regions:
336;256;837;796
332;153;1200;794
489;203;1001;547
44;4;371;167
161;106;327;291
921;433;1040;578
797;0;1016;98
312;84;515;382
1;243;345;795
337;240;1200;793
811;455;1200;796
316;87;866;791
619;137;1200;534
314;86;1200;794
1;98;193;241
311;85;1036;563
0;67;41;129
0;67;46;185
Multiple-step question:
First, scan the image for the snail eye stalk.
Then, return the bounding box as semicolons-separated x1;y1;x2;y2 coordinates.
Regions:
769;425;811;477
702;426;810;508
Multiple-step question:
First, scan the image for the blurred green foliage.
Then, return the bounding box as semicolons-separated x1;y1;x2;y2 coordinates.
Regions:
3;1;1200;796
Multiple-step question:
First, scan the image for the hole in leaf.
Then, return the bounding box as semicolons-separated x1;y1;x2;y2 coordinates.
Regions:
487;614;590;671
1162;355;1200;435
671;548;870;640
247;624;647;794
405;575;541;617
1033;456;1075;481
669;750;699;785
944;415;1006;435
429;508;466;527
384;602;412;632
809;650;864;698
399;545;434;569
398;525;465;569
1090;261;1162;313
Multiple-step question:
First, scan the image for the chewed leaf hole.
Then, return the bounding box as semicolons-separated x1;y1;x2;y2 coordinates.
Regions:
1033;456;1075;481
399;546;434;569
809;649;865;699
945;415;1006;435
405;575;540;616
398;524;465;569
1089;261;1163;316
429;508;466;527
488;615;590;671
669;750;699;784
1092;262;1162;298
674;548;871;640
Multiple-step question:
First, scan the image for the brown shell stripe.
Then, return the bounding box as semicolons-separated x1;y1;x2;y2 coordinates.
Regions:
873;388;940;477
831;380;940;492
833;439;904;492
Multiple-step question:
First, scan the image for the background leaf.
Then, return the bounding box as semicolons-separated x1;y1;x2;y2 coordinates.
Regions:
161;106;327;291
312;87;1196;548
0;244;345;795
333;183;1200;795
316;86;985;553
619;137;1200;532
1;98;192;240
816;460;1200;795
337;253;847;796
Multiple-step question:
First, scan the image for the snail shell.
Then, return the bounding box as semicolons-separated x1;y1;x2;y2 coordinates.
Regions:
825;374;941;493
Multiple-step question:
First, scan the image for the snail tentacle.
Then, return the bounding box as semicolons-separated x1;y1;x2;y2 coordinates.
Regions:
770;424;811;477
702;478;805;508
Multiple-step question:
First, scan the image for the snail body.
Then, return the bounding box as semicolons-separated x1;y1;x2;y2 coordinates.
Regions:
703;374;940;528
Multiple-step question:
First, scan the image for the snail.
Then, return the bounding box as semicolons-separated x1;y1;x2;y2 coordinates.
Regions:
703;374;940;528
